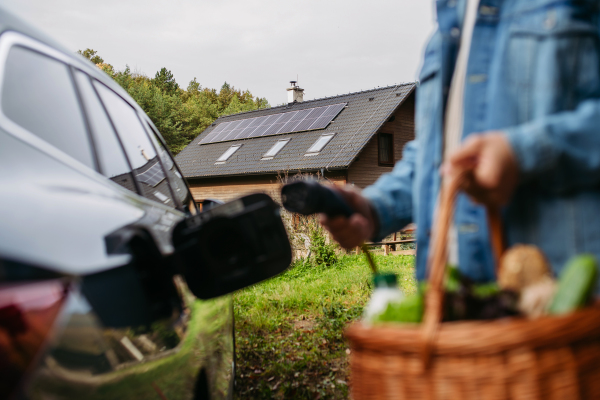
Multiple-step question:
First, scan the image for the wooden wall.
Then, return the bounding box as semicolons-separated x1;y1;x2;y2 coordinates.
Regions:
188;172;347;204
347;92;415;188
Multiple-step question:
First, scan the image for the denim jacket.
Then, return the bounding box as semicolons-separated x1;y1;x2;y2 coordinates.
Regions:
363;0;600;283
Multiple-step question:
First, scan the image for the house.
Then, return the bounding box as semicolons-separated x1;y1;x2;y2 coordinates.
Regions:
175;82;416;204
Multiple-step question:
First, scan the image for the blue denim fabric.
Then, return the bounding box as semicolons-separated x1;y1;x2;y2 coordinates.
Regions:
363;0;600;283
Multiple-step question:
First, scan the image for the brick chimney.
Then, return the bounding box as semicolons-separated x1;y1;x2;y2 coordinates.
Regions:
287;81;304;103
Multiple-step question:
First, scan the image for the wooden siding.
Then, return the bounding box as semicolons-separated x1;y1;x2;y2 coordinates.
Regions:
188;173;347;204
347;92;415;188
391;92;415;162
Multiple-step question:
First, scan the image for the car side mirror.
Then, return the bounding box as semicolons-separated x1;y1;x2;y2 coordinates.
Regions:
172;193;292;299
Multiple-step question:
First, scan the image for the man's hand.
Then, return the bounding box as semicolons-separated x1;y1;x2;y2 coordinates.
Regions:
443;132;519;206
319;185;377;249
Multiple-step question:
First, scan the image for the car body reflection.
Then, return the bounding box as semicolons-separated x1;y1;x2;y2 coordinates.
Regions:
25;277;233;400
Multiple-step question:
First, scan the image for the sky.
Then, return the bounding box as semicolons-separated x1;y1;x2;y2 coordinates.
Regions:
1;0;436;106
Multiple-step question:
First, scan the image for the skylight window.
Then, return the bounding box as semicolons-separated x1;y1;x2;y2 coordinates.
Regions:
305;133;335;155
216;144;241;163
262;139;290;160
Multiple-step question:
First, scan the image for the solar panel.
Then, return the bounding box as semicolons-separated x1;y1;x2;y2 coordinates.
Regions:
310;103;347;130
294;106;327;131
137;160;165;187
324;103;347;117
199;121;228;144
262;112;295;136
220;120;245;142
235;116;264;140
249;114;281;138
199;103;346;145
227;119;253;141
201;121;230;144
280;108;312;133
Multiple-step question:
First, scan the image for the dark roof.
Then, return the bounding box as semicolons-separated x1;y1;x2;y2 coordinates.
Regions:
176;83;416;179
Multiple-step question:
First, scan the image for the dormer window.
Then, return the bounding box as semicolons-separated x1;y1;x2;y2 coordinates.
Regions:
261;138;290;160
215;144;241;164
305;133;335;156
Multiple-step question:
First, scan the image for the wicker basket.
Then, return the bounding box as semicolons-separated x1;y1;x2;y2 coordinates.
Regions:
345;175;600;400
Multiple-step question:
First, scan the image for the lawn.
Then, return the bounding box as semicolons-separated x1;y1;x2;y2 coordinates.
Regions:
233;253;416;399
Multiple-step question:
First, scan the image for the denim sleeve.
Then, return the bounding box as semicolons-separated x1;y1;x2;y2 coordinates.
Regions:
504;99;600;193
362;139;417;241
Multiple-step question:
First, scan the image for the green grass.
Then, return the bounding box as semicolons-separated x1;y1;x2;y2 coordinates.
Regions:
234;254;416;399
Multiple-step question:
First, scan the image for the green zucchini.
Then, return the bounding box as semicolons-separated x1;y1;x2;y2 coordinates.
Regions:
549;254;598;315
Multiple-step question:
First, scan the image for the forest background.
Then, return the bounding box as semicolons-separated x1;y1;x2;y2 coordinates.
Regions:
78;48;270;155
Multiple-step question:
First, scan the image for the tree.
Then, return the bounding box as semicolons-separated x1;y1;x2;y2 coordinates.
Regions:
153;67;179;96
96;63;115;77
187;77;201;93
217;81;234;109
77;48;104;64
82;57;270;154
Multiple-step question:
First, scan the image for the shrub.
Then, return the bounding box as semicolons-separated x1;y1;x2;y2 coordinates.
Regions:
276;172;341;270
308;222;338;268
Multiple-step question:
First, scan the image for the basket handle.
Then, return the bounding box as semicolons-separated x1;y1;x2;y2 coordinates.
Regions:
420;171;504;368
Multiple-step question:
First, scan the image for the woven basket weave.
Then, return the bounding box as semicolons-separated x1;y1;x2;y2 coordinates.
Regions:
345;174;600;400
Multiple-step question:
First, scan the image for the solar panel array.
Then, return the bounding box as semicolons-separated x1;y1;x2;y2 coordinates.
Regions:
137;160;166;187
200;103;347;145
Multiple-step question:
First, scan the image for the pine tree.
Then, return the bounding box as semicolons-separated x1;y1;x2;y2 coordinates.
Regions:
152;67;179;96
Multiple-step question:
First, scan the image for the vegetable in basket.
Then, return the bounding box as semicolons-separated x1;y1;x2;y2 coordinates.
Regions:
443;266;519;321
498;245;552;291
369;267;520;325
549;254;598;315
374;291;423;323
362;274;404;324
497;248;599;318
498;245;556;318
